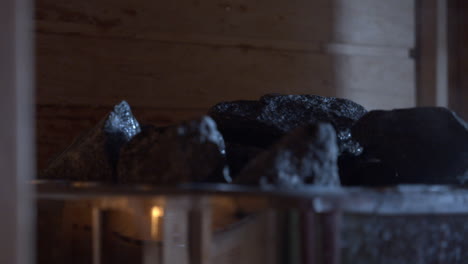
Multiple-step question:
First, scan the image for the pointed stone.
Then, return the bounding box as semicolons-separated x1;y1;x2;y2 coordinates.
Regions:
41;101;141;182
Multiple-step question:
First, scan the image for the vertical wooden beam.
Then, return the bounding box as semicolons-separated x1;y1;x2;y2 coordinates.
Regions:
265;210;279;264
92;208;103;264
458;1;468;119
189;198;212;264
162;198;189;264
288;210;301;264
435;0;449;107
448;0;468;119
300;210;316;264
319;211;342;264
416;0;449;107
0;0;35;263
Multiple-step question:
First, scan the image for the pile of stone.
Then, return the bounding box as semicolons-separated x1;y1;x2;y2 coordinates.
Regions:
41;94;468;187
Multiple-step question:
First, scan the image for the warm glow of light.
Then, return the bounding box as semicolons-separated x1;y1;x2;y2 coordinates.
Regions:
152;206;164;218
151;206;164;239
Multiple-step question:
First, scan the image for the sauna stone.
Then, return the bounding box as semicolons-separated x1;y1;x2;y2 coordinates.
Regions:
225;143;263;179
117;116;230;185
41;101;141;182
338;154;399;186
209;94;367;155
352;107;468;184
235;123;340;187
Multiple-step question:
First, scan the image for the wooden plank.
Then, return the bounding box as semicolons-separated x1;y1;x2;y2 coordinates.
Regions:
325;43;409;58
332;0;415;48
36;34;415;109
36;31;410;57
448;0;468;120
300;210;317;264
35;33;336;107
457;2;468;120
92;208;103;264
416;0;450;107
36;0;414;48
339;89;415;110
162;199;190;264
211;212;272;264
319;211;342;264
333;54;415;107
0;0;34;263
265;210;279;264
189;198;212;264
416;0;437;106
435;0;449;107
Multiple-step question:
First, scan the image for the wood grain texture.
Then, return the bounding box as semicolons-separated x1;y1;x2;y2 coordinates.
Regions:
36;33;335;107
36;33;415;109
448;0;468;119
458;1;468;119
36;0;416;109
211;212;273;264
415;0;438;107
162;199;190;264
35;0;414;47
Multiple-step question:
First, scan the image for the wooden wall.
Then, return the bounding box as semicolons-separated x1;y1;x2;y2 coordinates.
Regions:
36;0;416;169
459;2;468;119
448;0;468;120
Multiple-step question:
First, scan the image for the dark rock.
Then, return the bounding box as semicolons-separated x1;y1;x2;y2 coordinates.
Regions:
209;99;281;147
235;123;340;187
41;101;141;182
338;154;398;186
225;143;263;179
209;94;367;155
117;116;229;185
352;107;468;184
